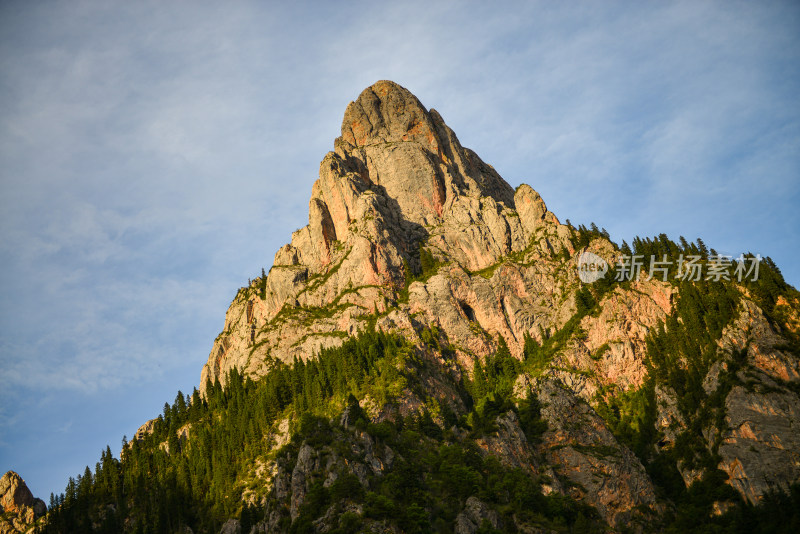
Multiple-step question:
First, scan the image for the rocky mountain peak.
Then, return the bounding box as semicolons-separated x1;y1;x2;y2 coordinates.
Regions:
0;471;46;533
330;80;517;230
341;80;438;149
201;81;568;390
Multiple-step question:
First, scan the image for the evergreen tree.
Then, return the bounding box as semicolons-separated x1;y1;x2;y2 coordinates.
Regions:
696;237;708;258
260;268;267;298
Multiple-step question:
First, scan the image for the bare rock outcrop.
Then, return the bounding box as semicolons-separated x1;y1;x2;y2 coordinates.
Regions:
651;297;800;502
530;379;661;529
477;410;563;496
0;471;45;534
258;422;397;531
713;299;800;503
218;519;241;534
718;384;800;504
454;496;502;534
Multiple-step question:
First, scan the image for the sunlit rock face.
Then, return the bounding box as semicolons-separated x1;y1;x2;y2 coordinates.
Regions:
0;471;46;534
200;80;572;389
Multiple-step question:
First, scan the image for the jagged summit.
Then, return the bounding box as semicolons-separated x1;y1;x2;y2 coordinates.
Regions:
341;80;437;148
200;81;568;390
337;80;516;227
0;471;46;533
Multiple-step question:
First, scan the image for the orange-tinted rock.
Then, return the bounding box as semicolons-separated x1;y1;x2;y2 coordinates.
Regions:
0;471;45;534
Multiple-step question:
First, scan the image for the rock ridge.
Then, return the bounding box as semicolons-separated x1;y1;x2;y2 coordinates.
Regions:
0;471;46;534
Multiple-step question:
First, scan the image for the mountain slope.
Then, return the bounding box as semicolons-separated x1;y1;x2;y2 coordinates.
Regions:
40;81;800;533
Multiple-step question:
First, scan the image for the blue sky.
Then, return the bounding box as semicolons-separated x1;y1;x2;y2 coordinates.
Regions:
1;0;798;499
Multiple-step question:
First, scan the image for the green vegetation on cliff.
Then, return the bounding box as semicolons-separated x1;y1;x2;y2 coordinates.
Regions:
40;331;602;533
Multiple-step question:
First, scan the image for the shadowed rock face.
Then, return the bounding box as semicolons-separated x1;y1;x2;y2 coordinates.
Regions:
706;300;800;503
531;378;663;526
196;81;800;525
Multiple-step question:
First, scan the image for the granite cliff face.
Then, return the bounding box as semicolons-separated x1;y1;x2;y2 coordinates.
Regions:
192;81;800;529
0;471;46;534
